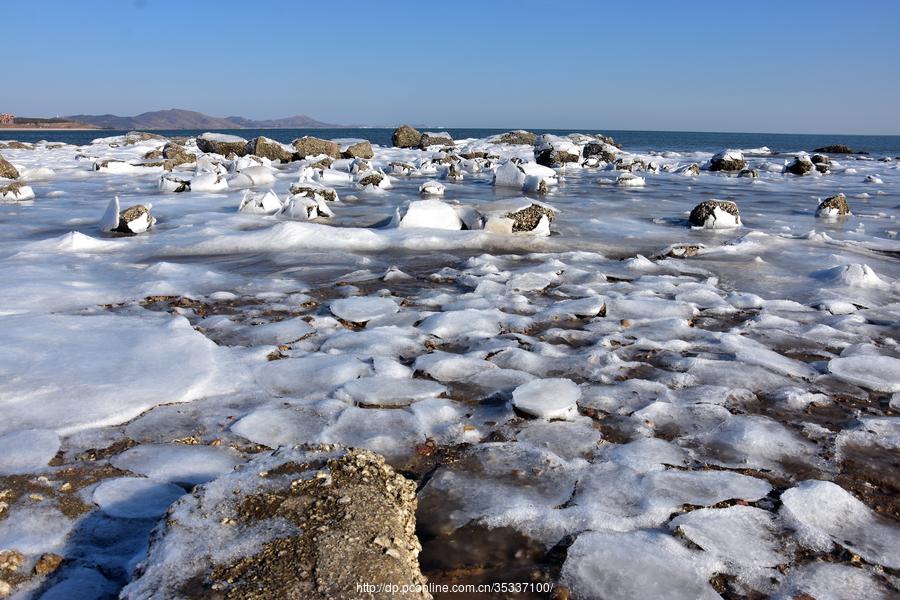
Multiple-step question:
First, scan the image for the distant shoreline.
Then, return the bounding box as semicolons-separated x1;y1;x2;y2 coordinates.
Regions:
0;127;100;132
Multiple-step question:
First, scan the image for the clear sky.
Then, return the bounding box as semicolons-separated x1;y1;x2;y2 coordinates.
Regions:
5;0;900;134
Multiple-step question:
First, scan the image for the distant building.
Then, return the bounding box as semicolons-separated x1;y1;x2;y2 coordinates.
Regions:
0;113;14;124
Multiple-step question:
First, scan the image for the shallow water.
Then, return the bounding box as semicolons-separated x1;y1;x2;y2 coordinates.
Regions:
0;130;898;598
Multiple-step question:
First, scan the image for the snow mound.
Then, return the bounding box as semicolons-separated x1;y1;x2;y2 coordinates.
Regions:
512;378;581;420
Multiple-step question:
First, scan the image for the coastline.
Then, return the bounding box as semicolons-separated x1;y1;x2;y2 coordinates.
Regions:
0;127;101;132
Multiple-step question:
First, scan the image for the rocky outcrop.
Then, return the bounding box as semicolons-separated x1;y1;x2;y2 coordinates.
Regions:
121;447;430;600
688;200;741;228
709;150;746;172
161;143;195;170
813;144;854;154
246;137;294;162
810;154;831;174
785;154;815;176
418;132;454;149
392;125;421;148
0;154;18;179
341;140;374;159
493;130;537;146
292;136;340;159
196;133;248;157
816;193;851;218
535;147;580;168
582;142;618;162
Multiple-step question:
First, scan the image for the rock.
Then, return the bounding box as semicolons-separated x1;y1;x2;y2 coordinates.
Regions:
245;136;294;162
121;447;430;600
290;182;339;203
535;136;580;167
679;163;701;176
124;131;167;145
0;550;25;572
278;194;334;220
159;173;191;193
614;157;646;172
100;196;155;234
418;132;454;149
292;136;340;159
785;153;815;175
738;168;759;178
810;154;830;165
688;200;741;229
582;142;618;162
0;154;19;180
0;579;10;598
709;150;746;172
816;193;851;218
196;133;248;157
341;140;374;159
507;203;556;232
419;180;445;196
655;243;704;259
0;181;35;201
616;173;646;187
483;199;557;235
358;171;391;189
143;149;162;160
392;125;421;148
389;161;415;175
239;190;283;215
33;553;63;576
492;130;537;145
0;141;33;150
814;144;854;154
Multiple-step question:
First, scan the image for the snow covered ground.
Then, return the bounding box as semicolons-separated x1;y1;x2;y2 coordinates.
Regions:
0;131;898;598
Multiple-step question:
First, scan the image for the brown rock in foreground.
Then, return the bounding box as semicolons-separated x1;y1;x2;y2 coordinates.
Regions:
292;136;340;159
392;125;421;148
122;446;431;600
0;154;18;179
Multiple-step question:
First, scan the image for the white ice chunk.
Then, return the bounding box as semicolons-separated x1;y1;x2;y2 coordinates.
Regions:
329;296;399;323
399;199;463;230
512;378;581;420
336;375;447;406
827;355;900;392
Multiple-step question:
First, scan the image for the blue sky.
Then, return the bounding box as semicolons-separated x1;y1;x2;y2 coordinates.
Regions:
5;0;900;133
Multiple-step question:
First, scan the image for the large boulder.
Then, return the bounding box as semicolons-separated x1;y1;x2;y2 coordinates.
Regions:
418;132;454;149
492;130;537;146
246;136;294;162
121;447;430;600
161;143;196;170
341;140;374;159
582;142;618;162
534;135;580;167
688;200;741;228
0;153;18;179
391;124;421;148
196;133;248;156
785;153;815;176
816;193;851;218
813;144;854;154
709;150;746;172
292;136;340;159
100;196;155;234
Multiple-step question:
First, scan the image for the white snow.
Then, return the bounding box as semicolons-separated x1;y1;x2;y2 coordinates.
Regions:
511;378;581;420
828;355;900;392
329;296;399;323
0;429;60;474
398;199;463;230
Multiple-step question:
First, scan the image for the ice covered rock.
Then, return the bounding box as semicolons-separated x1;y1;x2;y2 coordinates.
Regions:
827;355;900;392
228;165;277;189
676;163;701;176
616;172;646;187
357;170;392;189
780;480;900;568
277;193;333;219
0;429;60;474
189;171;228;192
330;296;399;323
738;168;759;178
491;130;537;145
561;530;720;600
391;124;421;148
418;180;445;196
158;172;191;193
243;136;293;162
111;443;241;486
341;140;374;159
492;160;558;193
511;378;581;420
482;198;557;235
92;477;185;519
196;132;247;156
0;153;18;179
688;200;741;228
121;447;429;600
99;196;155;235
534;135;580;167
0;181;35;201
582;141;618;162
238;189;282;215
812;263;888;289
864;174;883;184
338;376;447;407
816;193;851;218
289;181;339;203
709;149;746;171
398;199;463;230
291;136;339;159
785;153;815;175
419;131;454;148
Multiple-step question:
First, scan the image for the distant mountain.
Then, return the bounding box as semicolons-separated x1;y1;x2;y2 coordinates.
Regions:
66;109;344;130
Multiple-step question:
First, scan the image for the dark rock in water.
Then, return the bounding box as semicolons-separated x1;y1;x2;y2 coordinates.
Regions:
358;172;385;187
508;203;556;232
114;204;154;235
582;142;618;162
684;163;701;176
811;154;830;165
419;132;454;149
292;136;340;159
813;144;854;154
494;130;537;145
341;140;374;159
656;243;704;259
709;150;746;172
289;183;338;202
816;193;851;217
786;154;815;175
614;157;646;172
245;136;294;162
0;154;19;179
392;124;421;148
689;200;741;227
536;147;580;168
120;447;430;600
197;133;247;157
738;168;759;178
